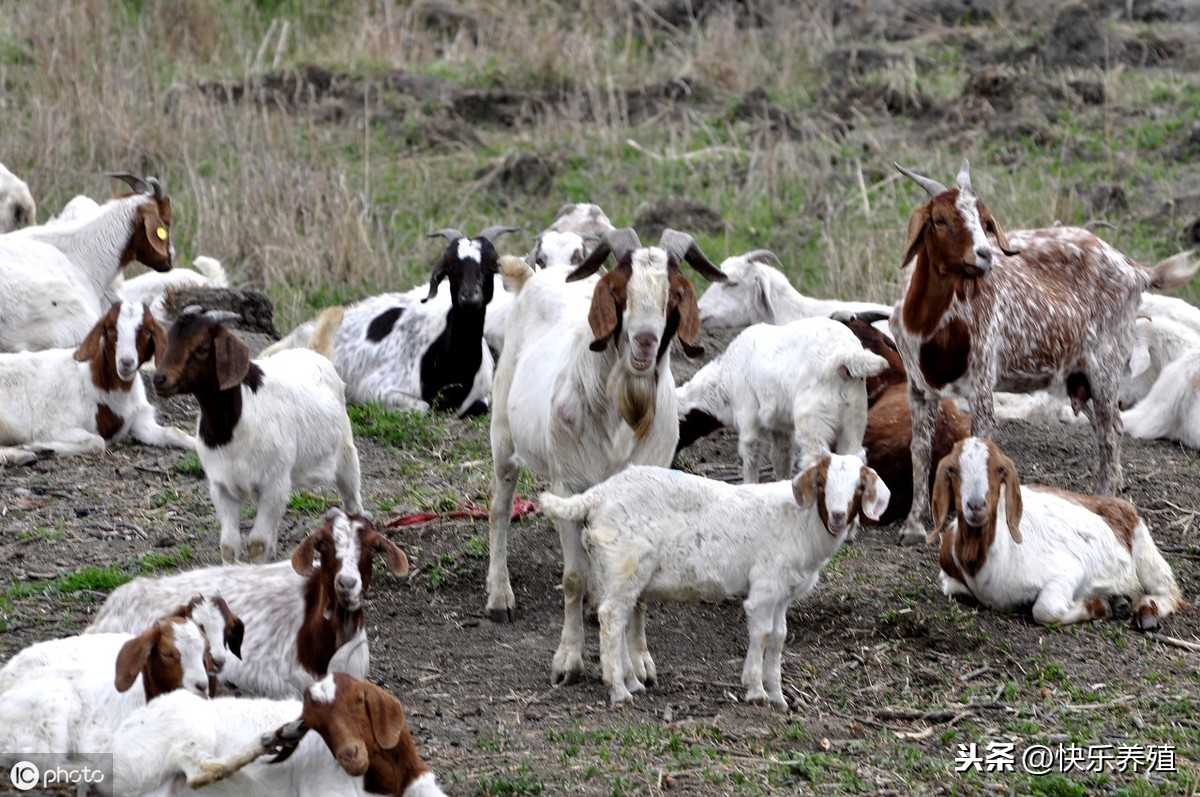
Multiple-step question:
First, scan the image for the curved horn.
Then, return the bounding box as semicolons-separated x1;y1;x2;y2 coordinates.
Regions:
147;176;165;201
566;227;642;283
427;228;465;244
105;172;152;195
743;249;782;267
659;229;728;283
478;225;520;243
204;310;241;324
180;304;205;316
954;158;972;192
894;162;948;198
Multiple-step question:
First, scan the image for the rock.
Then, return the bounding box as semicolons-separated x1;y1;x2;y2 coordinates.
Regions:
634;199;726;241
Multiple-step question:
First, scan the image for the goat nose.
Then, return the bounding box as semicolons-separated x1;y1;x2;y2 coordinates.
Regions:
634;332;657;351
974;245;993;264
966;497;986;514
336;574;356;590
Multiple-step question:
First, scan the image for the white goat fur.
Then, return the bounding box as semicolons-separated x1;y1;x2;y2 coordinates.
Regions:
1122;339;1200;450
487;231;593;353
540;456;890;707
676;318;888;482
113;256;229;323
488;249;684;684
937;438;1184;627
0;300;193;465
0;623;211;769
0;162;36;232
0;192;169;351
697;253;892;329
1139;292;1200;338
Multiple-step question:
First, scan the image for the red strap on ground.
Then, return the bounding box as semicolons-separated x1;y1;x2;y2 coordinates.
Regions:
384;495;539;528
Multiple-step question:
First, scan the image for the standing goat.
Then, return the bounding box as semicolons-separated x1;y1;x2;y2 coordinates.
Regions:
0;172;174;352
153;308;363;563
0;161;36;232
0;299;193;465
890;160;1197;544
934;437;1185;629
488;227;727;685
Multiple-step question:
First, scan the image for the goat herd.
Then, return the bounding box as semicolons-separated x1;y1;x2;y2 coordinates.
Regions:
0;157;1197;795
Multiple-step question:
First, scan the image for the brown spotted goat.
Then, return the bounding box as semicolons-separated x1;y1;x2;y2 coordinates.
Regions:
890;160;1197;544
935;437;1185;629
0;299;194;465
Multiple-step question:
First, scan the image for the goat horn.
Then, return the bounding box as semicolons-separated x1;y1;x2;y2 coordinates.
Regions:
660;229;728;282
894;162;948;198
427;228;465;243
204;310;241;324
955;159;972;192
566;227;642;282
743;249;781;267
147;176;165;201
105;172;152;195
180;304;205;316
478;225;520;243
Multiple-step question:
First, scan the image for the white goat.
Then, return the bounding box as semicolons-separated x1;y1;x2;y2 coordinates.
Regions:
113;255;230;323
935;437;1185;628
0;161;36;232
541;455;890;707
1122;345;1200;450
152;309;363;563
0;173;174;352
90;509;407;698
487;227;728;686
697;250;893;329
1139;292;1200;338
0;300;193;466
676;317;888;483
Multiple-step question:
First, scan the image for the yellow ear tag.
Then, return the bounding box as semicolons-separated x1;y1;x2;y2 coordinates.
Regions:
156;227;168;241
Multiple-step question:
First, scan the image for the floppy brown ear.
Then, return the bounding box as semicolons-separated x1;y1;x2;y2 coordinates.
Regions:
75;319;107;362
290;532;319;576
141;206;171;261
214;596;245;660
587;269;627;352
1000;454;1024;543
669;270;704;357
791;467;818;507
981;203;1019;257
374;536;410;576
900;205;930;269
147;314;167;365
931;453;956;542
365;682;408;750
114;623;159;693
214;327;251;391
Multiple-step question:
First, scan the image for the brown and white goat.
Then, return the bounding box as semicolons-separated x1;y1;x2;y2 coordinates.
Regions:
0;299;193;465
934;437;1185;629
89;508;409;698
838;312;970;525
890;160;1197;544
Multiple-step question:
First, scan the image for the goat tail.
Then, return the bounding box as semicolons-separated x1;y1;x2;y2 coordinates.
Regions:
306;306;345;360
839;349;890;380
1131;520;1188;618
191;256;230;288
538;490;597;524
498;255;534;293
1147;250;1198;291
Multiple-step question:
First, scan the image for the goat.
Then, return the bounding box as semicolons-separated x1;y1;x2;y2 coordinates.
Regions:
89;508;408;698
487;226;728;686
540;455;890;707
934;437;1185;629
836;312;971;525
696;249;893;330
674;317;888;482
1122;333;1200;450
0;161;36;232
0;172;174;352
890;160;1198;544
113;255;230;323
153;308;363;563
1123;315;1200;410
1139;292;1200;338
0;299;193;466
0;615;212;771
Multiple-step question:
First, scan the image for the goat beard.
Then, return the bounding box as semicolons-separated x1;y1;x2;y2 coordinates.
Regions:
608;361;658;441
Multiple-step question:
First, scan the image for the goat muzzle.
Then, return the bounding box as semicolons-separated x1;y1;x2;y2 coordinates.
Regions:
336;743;369;776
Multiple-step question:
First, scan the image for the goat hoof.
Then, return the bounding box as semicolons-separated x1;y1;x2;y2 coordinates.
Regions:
1107;595;1132;620
1132;605;1160;631
246;540;268;563
487;607;515;623
552;668;581;687
895;528;925;546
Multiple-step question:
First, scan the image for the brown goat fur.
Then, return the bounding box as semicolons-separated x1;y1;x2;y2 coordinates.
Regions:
75;301;165;393
117;193;174;272
114;616;214;702
931;438;1024;575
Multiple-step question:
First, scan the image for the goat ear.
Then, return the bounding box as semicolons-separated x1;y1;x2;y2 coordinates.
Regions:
214;596;245;660
365;683;407;750
422;255;448;303
148;315;166;365
791;467;818;507
900;205;930;269
669;270;704;357
1129;338;1152;379
75;320;106;363
214;327;251;391
374;536;410;576
982;207;1019;257
931;454;956;542
587;270;625;352
114;623;158;693
290;533;319;576
754;272;775;323
860;467;891;521
1001;456;1024;543
141;207;171;260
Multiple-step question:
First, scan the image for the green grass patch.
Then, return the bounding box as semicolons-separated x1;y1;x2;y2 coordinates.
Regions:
348;403;440;449
175;452;205;477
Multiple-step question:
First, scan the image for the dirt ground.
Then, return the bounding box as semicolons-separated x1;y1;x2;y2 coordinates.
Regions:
1;320;1198;796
